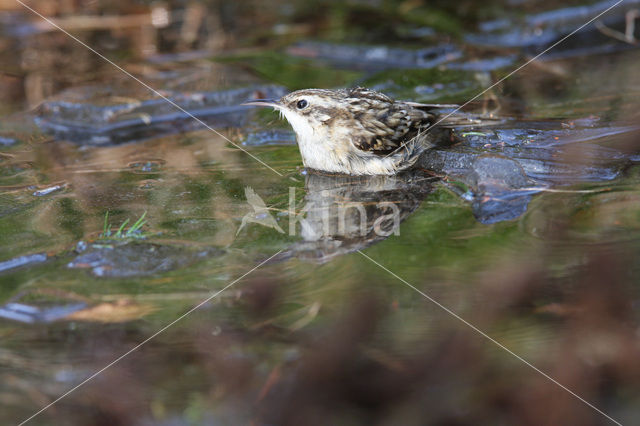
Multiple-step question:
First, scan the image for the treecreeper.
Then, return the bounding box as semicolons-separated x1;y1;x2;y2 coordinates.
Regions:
244;87;481;175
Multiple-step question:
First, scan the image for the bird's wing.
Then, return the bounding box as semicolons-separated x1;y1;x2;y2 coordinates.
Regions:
351;102;434;155
245;186;268;211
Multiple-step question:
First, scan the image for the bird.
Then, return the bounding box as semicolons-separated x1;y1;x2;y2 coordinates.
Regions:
244;87;477;175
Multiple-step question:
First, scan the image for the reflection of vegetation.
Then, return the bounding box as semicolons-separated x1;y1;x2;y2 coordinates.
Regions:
293;0;465;41
213;51;362;90
391;3;463;36
99;211;149;240
363;67;481;103
58;197;85;240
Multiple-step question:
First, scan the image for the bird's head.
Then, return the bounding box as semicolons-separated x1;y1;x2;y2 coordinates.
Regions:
243;89;357;143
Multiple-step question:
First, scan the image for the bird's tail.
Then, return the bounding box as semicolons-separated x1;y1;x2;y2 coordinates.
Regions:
433;111;504;129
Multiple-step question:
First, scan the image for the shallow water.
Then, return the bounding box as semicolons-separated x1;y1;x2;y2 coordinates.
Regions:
1;1;640;425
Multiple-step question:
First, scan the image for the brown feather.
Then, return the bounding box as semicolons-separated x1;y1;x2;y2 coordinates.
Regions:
348;94;437;155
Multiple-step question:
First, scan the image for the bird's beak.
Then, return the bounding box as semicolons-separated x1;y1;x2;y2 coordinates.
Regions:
242;98;281;108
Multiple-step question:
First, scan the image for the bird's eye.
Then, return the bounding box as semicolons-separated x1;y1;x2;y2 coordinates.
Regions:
296;99;309;109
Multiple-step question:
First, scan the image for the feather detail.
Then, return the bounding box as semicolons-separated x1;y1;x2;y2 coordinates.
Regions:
349;98;437;156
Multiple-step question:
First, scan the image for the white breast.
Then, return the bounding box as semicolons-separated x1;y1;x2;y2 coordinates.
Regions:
282;109;343;172
281;108;413;175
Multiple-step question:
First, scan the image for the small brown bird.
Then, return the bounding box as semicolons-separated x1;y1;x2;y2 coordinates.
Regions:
245;87;473;175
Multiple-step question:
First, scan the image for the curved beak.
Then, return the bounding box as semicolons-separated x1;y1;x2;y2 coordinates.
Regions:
242;98;281;108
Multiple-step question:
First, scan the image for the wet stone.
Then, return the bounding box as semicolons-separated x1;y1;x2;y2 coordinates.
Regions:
287;41;462;70
467;156;536;224
417;121;636;224
466;0;640;56
35;85;287;145
425;123;634;186
67;241;224;278
468;155;532;191
472;190;535;224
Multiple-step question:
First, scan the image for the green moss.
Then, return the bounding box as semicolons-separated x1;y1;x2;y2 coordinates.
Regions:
397;6;463;37
363;67;481;103
213;51;362;90
57;197;85;240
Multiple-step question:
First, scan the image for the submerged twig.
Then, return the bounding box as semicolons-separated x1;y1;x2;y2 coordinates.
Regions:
521;187;612;194
595;10;640;45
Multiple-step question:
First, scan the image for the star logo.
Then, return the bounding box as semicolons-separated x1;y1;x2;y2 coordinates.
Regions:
236;187;284;235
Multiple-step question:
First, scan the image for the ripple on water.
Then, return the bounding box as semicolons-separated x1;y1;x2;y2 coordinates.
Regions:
137;179;160;190
127;159;166;174
521;188;640;244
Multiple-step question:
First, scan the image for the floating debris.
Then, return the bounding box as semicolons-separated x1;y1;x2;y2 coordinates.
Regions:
65;299;154;323
32;183;65;197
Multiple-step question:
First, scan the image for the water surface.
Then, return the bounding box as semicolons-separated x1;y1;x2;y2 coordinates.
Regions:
1;1;640;425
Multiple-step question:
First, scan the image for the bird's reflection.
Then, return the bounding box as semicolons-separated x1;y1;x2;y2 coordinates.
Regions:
281;171;436;263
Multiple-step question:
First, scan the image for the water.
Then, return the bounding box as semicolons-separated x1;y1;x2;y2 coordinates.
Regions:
0;1;639;425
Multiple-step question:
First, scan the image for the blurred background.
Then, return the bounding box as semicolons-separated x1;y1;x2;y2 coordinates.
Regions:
0;0;639;425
